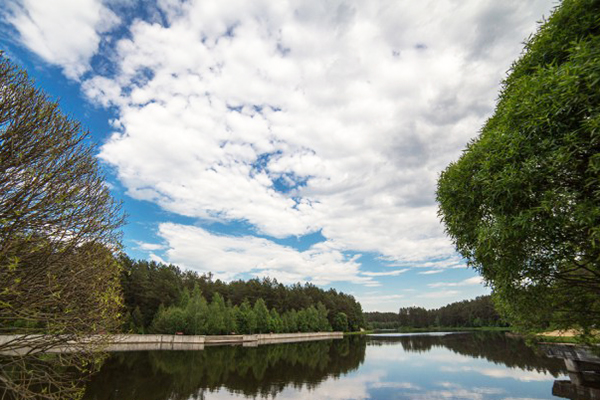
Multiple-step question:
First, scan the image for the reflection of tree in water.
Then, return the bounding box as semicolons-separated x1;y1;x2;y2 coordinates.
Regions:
368;332;567;376
83;337;366;400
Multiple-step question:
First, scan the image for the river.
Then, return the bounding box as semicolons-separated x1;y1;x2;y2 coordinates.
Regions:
83;331;576;399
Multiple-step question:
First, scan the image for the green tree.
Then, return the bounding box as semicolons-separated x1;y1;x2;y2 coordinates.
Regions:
269;308;283;333
437;0;600;339
254;298;271;333
206;293;226;335
0;55;124;399
316;302;331;331
224;300;237;334
333;312;349;332
185;285;208;334
283;309;298;332
297;309;309;332
132;306;145;333
236;300;257;334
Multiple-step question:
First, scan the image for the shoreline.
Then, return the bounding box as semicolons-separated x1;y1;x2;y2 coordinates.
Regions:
0;332;344;354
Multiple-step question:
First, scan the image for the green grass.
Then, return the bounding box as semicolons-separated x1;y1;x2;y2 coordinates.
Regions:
368;326;512;333
535;335;581;344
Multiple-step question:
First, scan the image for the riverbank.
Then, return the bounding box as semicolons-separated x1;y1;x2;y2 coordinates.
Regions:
107;331;343;351
358;327;511;335
0;332;344;354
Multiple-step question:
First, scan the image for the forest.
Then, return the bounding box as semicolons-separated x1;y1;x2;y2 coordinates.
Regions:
119;255;365;334
364;295;506;329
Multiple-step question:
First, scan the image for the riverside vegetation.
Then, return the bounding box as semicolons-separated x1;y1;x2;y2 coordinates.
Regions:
119;256;363;335
365;295;507;330
437;0;600;341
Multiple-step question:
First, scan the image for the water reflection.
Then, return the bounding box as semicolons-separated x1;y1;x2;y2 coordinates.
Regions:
83;337;366;400
368;331;565;375
84;333;570;399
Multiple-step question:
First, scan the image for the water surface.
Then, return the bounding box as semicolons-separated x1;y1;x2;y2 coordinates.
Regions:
83;332;572;399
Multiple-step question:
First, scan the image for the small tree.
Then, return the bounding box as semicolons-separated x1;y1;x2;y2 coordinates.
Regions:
269;308;283;333
235;300;257;334
0;55;125;398
185;285;208;334
333;312;349;332
253;298;271;333
206;293;226;335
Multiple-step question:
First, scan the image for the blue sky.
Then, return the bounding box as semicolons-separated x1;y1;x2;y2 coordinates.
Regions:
1;0;555;311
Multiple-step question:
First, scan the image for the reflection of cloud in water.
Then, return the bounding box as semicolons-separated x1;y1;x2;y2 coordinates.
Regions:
503;398;548;400
199;358;545;400
210;370;385;400
208;369;424;399
368;344;473;365
370;381;421;390
406;382;505;400
366;345;411;362
440;366;557;382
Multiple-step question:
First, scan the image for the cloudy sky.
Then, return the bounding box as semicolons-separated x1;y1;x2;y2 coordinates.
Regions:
1;0;555;311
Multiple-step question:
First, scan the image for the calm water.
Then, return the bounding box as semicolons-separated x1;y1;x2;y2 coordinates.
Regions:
83;332;574;399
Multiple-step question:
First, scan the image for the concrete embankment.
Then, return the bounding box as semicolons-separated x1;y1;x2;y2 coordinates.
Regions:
0;332;343;353
108;331;343;351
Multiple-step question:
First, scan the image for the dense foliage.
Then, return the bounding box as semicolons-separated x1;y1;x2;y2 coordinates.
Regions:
365;295;505;329
436;0;600;338
150;288;332;334
119;255;365;333
0;55;124;399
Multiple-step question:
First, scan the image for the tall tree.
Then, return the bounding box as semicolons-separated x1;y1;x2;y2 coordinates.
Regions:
0;55;124;398
437;0;600;339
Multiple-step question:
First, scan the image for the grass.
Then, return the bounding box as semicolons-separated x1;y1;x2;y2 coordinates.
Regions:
368;326;512;333
344;330;374;335
535;335;582;344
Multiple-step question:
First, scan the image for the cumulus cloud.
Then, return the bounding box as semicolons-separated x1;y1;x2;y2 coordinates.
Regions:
156;222;377;286
4;0;119;79
78;0;554;274
134;241;166;251
7;0;555;288
418;270;445;275
428;276;484;288
417;290;461;299
361;269;409;277
356;293;404;309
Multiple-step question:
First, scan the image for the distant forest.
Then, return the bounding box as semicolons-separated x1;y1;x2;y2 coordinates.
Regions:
364;295;506;329
119;255;365;334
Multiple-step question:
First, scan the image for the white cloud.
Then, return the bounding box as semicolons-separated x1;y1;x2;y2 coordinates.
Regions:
406;382;506;400
356;294;404;309
156;222;377;286
5;0;119;79
7;0;556;293
134;241;166;251
418;290;461;299
361;268;409;277
76;0;555;271
428;276;484;288
418;269;445;275
370;382;420;390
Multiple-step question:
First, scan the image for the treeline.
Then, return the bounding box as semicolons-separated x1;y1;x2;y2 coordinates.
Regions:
119;255;364;333
149;288;339;334
365;295;506;329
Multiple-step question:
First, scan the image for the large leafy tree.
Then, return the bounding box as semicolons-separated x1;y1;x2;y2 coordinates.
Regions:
437;0;600;338
0;55;124;398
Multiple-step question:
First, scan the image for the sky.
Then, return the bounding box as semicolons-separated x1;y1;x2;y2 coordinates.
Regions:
1;0;556;312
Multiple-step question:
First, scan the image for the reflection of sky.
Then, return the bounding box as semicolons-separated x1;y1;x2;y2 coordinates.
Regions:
203;338;567;399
